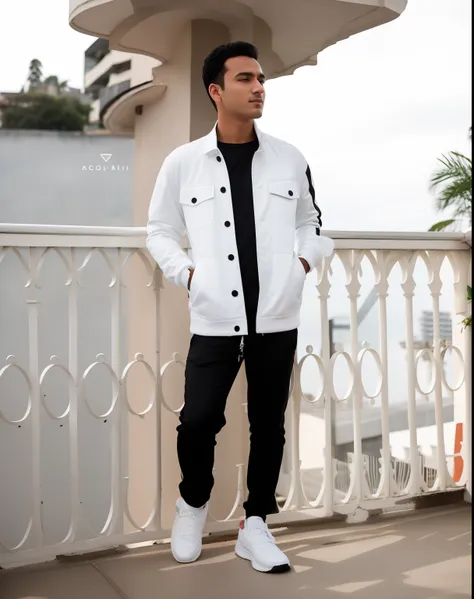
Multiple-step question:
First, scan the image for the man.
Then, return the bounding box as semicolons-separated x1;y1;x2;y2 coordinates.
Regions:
146;41;334;573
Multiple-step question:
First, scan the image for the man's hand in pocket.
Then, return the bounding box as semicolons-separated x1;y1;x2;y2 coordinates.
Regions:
299;258;310;274
187;268;195;291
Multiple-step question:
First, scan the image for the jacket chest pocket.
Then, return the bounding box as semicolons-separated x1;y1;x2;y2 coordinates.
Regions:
269;180;299;253
180;185;216;233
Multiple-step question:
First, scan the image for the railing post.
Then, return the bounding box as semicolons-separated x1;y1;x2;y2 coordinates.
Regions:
375;250;392;498
110;248;124;535
153;266;164;532
27;257;43;548
340;250;364;505
401;253;422;494
450;235;472;502
318;259;334;516
68;248;81;540
463;323;471;502
282;357;306;510
462;233;472;502
428;252;449;490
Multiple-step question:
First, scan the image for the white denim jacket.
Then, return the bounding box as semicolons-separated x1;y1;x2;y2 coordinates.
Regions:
146;123;334;336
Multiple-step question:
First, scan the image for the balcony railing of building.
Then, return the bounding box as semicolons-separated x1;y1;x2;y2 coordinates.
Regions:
84;38;110;75
99;79;131;115
0;224;471;569
85;55;132;99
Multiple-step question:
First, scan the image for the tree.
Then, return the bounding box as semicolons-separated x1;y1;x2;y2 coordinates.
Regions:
27;59;43;90
429;128;472;328
429;128;472;232
43;75;69;94
2;93;91;132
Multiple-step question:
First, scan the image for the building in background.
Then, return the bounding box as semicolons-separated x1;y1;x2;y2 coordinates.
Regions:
420;310;452;344
84;38;158;132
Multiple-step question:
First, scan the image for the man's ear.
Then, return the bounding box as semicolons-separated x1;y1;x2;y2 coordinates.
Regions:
208;83;222;105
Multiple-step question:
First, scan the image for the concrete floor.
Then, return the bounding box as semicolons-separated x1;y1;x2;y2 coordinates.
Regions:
0;505;471;599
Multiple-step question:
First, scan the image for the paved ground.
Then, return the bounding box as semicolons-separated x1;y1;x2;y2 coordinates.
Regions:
0;504;471;599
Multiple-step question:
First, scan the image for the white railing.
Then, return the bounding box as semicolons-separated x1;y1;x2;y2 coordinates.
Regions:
0;224;471;568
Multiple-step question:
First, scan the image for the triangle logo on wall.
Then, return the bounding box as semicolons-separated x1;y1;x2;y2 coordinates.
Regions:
100;154;112;163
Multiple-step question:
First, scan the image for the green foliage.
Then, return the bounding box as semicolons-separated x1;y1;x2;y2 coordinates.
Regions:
429;219;456;232
2;93;91;132
429;151;472;229
429;127;472;232
429;129;472;329
2;58;91;131
462;286;472;329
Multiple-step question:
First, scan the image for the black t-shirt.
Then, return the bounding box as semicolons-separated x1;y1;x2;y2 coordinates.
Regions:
218;138;260;335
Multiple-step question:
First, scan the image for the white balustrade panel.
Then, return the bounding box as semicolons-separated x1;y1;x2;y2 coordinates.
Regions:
0;226;471;568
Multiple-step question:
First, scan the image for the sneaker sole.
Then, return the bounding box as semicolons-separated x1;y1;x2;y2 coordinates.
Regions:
171;548;202;564
235;540;291;574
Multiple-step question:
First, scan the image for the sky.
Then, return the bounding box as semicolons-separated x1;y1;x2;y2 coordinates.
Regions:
0;0;471;234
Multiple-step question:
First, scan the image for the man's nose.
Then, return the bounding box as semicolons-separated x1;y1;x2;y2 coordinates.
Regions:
253;80;265;95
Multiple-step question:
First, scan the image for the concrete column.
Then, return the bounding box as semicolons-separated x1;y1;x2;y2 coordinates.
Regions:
127;20;250;534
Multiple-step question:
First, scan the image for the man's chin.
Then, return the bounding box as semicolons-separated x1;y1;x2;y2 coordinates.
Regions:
250;107;264;119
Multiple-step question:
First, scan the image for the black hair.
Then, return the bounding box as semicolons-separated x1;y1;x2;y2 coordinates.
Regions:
202;41;259;109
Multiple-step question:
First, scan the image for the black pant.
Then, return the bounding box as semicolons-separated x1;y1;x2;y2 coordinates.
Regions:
177;330;297;519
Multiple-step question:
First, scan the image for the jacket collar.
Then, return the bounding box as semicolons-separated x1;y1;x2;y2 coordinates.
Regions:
202;120;265;155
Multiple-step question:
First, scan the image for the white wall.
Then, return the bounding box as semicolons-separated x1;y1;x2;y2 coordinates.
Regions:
0;130;135;551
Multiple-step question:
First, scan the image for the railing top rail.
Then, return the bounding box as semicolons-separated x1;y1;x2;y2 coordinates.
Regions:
0;224;471;250
0;223;469;240
0;224;145;236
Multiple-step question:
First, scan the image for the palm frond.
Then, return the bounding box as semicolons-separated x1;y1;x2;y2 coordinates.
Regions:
430;152;472;191
430;129;472;329
429;219;457;232
429;150;472;225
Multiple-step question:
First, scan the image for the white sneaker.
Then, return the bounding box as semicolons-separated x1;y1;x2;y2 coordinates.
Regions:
235;517;291;573
171;497;208;563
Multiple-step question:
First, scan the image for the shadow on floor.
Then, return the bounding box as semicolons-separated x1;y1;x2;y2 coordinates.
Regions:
0;505;471;599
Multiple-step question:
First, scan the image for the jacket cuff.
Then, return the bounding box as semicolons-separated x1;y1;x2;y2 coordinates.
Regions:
302;235;335;270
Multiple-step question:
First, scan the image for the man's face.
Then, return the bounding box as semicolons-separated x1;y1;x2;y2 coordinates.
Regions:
211;56;266;119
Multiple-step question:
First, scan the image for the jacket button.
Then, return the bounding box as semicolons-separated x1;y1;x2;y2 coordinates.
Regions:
220;186;226;193
225;221;231;227
232;290;238;297
288;190;293;197
191;197;197;204
228;254;235;261
216;156;222;162
234;326;240;332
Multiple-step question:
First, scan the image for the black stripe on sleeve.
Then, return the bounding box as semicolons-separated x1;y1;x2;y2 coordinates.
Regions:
305;165;322;234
